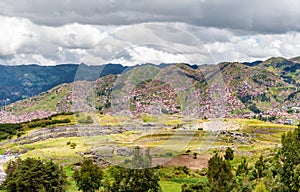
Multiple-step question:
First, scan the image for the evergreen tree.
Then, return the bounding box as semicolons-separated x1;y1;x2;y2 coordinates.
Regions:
224;147;234;161
207;153;234;192
276;124;300;191
254;155;265;178
73;158;103;192
106;146;161;192
3;158;68;192
235;158;252;192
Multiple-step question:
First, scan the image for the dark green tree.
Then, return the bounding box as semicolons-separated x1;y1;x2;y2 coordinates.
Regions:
73;158;103;192
3;158;68;192
235;158;252;192
254;155;266;178
275;124;300;191
236;158;248;176
106;146;161;192
207;153;235;192
224;147;234;161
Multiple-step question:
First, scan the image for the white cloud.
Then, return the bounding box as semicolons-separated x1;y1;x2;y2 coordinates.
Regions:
109;46;191;66
0;16;109;65
1;17;300;66
0;16;33;56
42;23;107;49
205;32;300;62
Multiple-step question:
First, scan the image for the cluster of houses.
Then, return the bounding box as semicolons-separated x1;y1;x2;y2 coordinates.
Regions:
129;80;180;115
0;110;55;124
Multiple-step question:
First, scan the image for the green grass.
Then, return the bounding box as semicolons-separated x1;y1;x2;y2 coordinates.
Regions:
160;181;182;192
10;85;70;114
142;115;160;123
63;165;78;192
19;137;89;165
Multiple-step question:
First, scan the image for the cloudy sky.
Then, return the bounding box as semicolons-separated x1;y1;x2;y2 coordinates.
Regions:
1;0;300;66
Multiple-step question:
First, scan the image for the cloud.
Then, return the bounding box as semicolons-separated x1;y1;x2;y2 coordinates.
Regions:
1;0;300;33
205;32;300;62
0;16;108;64
1;15;300;66
0;16;32;56
109;46;192;66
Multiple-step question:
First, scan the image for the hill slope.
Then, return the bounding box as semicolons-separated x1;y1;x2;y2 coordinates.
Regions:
0;64;127;106
2;58;300;124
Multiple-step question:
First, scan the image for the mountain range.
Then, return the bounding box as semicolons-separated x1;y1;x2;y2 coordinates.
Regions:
1;57;300;124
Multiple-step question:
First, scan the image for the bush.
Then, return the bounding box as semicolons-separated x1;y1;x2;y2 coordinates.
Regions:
70;143;77;149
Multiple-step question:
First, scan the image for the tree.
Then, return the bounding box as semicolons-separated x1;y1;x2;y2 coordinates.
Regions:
224;147;234;161
254;155;265;178
207;153;235;192
275;124;300;191
236;158;248;176
3;158;68;192
235;158;252;192
73;158;103;192
106;146;161;192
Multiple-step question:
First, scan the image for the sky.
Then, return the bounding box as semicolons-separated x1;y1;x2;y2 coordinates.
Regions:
1;0;300;66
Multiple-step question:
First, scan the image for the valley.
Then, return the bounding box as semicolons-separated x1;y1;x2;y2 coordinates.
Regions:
0;57;300;191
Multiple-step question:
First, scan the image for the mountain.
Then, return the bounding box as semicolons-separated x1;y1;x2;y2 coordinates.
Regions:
242;60;263;66
259;57;300;84
2;57;300;124
0;64;127;106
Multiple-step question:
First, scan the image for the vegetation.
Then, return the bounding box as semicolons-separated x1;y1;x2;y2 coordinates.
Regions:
73;159;103;192
0;114;298;192
182;124;300;192
67;142;77;149
0;123;23;140
3;158;69;192
105;147;161;192
224;147;234;161
0;112;73;140
77;115;94;124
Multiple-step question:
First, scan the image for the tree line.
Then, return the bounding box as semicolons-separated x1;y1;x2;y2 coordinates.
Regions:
1;146;161;192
